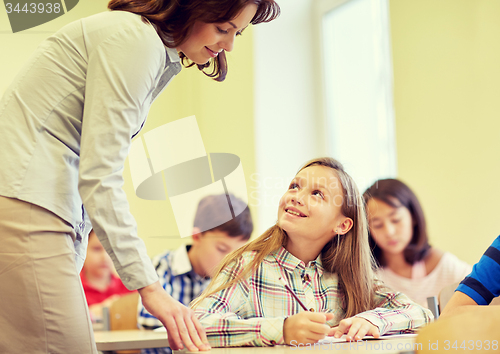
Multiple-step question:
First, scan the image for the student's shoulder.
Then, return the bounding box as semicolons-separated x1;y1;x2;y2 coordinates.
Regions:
151;249;176;266
491;235;500;249
425;247;443;266
429;248;471;276
221;250;259;272
234;250;259;264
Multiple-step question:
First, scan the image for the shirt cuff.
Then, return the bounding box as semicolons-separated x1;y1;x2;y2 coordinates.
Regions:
117;259;158;290
259;317;286;346
353;313;390;335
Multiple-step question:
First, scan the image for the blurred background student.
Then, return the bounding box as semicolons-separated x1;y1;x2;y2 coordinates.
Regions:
138;194;253;354
364;178;471;307
81;230;135;323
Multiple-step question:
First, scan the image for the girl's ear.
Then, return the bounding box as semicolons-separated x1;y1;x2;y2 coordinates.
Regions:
336;217;354;235
192;227;202;244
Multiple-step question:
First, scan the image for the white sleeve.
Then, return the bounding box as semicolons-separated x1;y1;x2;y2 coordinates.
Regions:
78;23;166;290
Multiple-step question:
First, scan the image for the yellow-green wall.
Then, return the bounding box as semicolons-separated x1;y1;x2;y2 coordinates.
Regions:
123;31;257;256
0;1;257;257
3;0;499;266
390;0;500;264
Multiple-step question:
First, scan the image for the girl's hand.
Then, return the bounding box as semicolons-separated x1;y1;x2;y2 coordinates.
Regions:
138;282;210;352
283;312;334;345
328;317;380;341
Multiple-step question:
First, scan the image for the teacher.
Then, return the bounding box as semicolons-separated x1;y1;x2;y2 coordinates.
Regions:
0;0;279;353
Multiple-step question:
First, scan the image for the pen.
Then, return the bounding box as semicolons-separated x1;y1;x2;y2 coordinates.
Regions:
279;276;309;311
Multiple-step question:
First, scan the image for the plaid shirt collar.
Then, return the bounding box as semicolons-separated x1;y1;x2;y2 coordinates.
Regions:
271;246;325;277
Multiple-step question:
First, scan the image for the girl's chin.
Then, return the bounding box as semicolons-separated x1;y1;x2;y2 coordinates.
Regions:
186;55;210;66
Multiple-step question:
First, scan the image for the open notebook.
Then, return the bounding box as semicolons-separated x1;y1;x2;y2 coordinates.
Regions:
152;327;416;342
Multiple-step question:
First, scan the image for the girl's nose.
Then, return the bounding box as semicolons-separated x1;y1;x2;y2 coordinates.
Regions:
384;223;395;237
220;35;235;52
291;192;304;205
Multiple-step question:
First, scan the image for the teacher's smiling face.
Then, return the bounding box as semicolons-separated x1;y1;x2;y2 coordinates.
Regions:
177;3;257;65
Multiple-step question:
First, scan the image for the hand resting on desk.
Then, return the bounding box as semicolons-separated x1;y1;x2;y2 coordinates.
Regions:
328;317;380;342
139;281;210;352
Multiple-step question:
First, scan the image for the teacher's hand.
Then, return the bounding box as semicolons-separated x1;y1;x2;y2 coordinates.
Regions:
138;281;210;351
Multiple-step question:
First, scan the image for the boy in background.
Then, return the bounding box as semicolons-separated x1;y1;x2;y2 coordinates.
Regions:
138;194;253;354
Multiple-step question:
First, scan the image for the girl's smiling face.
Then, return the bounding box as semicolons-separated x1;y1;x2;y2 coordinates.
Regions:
176;4;257;65
277;165;349;245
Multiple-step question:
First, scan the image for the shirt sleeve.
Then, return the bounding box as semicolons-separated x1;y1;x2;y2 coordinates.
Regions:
78;22;166;290
137;254;168;330
456;236;500;305
193;257;285;347
354;282;434;334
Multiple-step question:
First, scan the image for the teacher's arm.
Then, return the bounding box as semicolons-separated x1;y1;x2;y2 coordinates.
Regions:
78;21;208;352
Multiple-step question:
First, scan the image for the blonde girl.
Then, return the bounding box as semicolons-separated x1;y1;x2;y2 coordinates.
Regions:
192;157;433;347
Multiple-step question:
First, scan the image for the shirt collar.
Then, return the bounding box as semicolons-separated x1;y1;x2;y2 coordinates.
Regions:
272;246;324;276
171;245;194;276
165;46;181;65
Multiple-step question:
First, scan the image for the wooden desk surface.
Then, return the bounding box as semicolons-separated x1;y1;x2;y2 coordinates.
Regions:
199;338;417;353
94;330;418;353
94;330;169;351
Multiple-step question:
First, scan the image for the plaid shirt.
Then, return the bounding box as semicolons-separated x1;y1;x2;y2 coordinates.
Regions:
194;246;433;347
138;245;211;354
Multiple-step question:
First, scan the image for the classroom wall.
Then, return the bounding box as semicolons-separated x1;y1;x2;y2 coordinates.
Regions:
0;1;257;257
3;0;499;266
124;29;257;256
389;0;500;264
253;0;322;234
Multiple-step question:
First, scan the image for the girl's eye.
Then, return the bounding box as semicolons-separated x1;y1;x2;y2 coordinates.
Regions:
372;224;383;229
391;218;401;224
312;190;324;198
217;27;228;34
289;183;299;190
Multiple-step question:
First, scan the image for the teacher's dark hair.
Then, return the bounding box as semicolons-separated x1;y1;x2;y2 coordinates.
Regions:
108;0;280;81
363;178;431;266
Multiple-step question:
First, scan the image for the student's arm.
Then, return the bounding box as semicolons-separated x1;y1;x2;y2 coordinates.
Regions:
449;236;500;307
439;291;478;319
193;257;285;347
354;285;433;335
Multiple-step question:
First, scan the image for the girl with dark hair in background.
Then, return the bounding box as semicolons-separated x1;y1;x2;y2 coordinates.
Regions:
0;1;279;353
364;179;471;308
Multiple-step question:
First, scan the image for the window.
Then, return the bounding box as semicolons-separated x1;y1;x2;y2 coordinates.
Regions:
316;0;397;191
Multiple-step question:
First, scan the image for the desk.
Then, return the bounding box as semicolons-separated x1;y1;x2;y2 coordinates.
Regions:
94;330;169;352
94;331;419;353
416;306;500;353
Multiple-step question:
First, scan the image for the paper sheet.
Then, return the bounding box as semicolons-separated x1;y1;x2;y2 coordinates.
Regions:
319;333;417;343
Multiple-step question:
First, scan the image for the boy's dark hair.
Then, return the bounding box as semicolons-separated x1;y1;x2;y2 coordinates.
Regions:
363;178;431;266
193;194;253;240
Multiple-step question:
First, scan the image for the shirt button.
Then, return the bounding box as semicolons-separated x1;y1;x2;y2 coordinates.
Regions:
270;340;276;346
309;308;315;312
304;274;311;282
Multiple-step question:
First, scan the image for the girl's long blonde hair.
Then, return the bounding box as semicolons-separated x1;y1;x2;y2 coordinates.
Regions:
192;157;378;318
